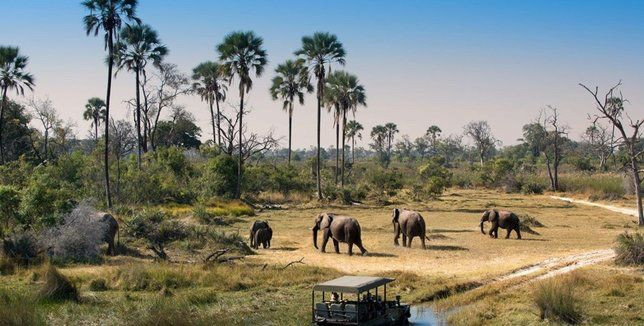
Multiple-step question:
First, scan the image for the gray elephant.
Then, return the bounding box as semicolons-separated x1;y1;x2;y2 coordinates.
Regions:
249;220;270;248
254;227;272;249
96;213;119;255
312;213;367;256
480;209;521;239
392;208;428;249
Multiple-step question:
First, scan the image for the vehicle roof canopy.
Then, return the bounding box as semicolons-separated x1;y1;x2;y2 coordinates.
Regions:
313;276;395;294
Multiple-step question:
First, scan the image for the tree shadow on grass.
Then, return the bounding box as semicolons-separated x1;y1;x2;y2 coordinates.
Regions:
367;252;398;258
271;246;298;251
427;245;469;251
432;228;476;233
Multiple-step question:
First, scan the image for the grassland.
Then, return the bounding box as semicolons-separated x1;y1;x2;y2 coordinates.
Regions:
0;188;641;325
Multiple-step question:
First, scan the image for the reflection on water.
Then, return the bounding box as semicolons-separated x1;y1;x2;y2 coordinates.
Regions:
409;306;449;326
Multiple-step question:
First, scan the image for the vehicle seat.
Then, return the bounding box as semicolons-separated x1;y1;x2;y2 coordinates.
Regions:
345;304;358;322
315;303;330;318
329;303;344;318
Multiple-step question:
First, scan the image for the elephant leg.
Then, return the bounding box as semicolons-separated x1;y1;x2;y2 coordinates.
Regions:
321;229;330;253
108;240;114;256
516;226;522;239
402;234;408;247
348;243;354;256
332;239;340;254
356;241;368;256
421;236;426;250
407;236;414;248
505;228;511;239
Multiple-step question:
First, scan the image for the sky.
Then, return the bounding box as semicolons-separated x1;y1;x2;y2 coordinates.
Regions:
2;0;643;149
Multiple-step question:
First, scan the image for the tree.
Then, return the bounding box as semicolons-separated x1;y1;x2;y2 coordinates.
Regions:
324;71;366;186
155;107;201;149
269;59;312;165
83;0;140;208
580;82;643;225
371;125;389;166
464;120;498;166
295;32;346;199
395;135;415;162
192;61;227;148
109;118;135;196
114;24;167;167
217;31;268;199
26;97;59;160
583;121;614;171
345;120;363;164
0;46;34;164
414;136;430;159
384;123;399;160
0;100;39;162
426;125;442;155
83;97;106;142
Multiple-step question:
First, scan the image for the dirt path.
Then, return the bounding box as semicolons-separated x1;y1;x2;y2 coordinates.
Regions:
550;195;639;217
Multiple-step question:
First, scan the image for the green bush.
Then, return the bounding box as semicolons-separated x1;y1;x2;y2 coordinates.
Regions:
2;231;41;266
0;185;21;232
0;288;45;325
20;167;76;227
614;232;643;266
533;278;582;324
126;209;188;260
418;158;452;198
521;181;545;195
200;154;238;199
365;167;403;197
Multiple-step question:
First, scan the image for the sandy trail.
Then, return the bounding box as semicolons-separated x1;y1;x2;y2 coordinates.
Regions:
550;195;639;217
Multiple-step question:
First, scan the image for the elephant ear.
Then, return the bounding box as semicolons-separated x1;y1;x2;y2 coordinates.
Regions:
392;208;400;222
320;213;333;229
489;210;498;222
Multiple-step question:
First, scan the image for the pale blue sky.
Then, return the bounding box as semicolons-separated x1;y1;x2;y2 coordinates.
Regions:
2;0;643;148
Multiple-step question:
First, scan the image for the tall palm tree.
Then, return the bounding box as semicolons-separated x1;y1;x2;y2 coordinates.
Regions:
192;61;227;147
295;32;345;199
83;0;140;208
217;31;267;198
325;71;366;186
345;120;363;164
270;59;312;165
0;46;34;164
384;122;399;158
323;85;342;184
83;97;106;142
114;24;167;168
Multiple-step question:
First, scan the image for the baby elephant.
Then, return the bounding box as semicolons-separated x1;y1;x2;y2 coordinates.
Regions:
480;209;521;239
249;220;271;249
254;227;273;249
392;208;429;249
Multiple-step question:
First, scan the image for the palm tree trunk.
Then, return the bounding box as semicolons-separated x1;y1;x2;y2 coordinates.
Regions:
104;30;114;208
141;77;149;153
335;117;339;185
352;136;355;164
316;91;322;200
135;67;142;170
341;109;346;187
209;99;216;145
94;116;99;143
215;96;222;148
0;86;8;164
236;88;244;199
288;101;293;165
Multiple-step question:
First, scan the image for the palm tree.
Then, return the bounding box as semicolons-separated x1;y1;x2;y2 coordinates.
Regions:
270;59;312;165
345;120;363;164
217;31;268;198
83;0;140;208
114;24;167;168
325;71;366;186
83;97;106;142
0;46;34;164
323;82;342;184
192;61;227;147
295;32;345;199
384;122;399;158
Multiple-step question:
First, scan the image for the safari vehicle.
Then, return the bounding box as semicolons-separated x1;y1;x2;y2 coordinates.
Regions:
312;276;411;325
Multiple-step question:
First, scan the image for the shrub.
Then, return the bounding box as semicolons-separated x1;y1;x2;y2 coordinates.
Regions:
614;232;644;266
418;158;452;198
365;167;403;197
115;264;193;291
88;278;109;291
200;154;238;199
126;209;188;260
40;203;106;264
0;288;45;326
0;257;15;275
20;168;76;227
39;265;79;302
533;278;582;324
2;231;41;266
521;214;545;227
521;181;545;195
0;185;21;231
125;297;210;326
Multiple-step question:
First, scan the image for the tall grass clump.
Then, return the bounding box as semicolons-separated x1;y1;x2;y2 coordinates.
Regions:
125;297;210;326
559;174;625;199
38;265;79;302
614;232;644;266
521;214;545;227
533;278;582;324
0;288;45;326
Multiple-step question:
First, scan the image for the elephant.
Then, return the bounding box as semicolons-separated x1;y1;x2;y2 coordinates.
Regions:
254;227;272;249
249;220;270;248
392;208;429;249
312;213;367;256
96;213;119;255
480;209;521;239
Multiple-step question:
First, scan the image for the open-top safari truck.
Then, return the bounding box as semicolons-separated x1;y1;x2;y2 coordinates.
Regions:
312;276;410;325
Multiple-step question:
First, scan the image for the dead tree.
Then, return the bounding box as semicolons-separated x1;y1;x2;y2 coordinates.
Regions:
463;120;498;166
580;81;643;225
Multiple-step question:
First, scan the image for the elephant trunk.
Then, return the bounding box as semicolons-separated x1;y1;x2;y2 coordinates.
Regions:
480;220;485;234
312;227;319;249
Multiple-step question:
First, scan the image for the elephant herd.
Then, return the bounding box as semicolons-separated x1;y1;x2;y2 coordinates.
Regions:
248;208;523;256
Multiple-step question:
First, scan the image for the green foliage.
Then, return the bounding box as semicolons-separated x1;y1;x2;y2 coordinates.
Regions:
521;181;546;194
533;278;582;324
200;154;238;199
88;278;109;291
244;164;312;197
125;209;188;259
0;257;15;275
365;167;403;196
614;232;643;266
568;156;595;172
418;158;452;198
2;231;41;266
0;185;21;230
0;288;45;326
39;265;79;302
